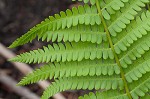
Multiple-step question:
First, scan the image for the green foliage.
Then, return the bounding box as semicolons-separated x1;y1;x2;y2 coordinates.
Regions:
18;59;120;85
10;42;114;63
9;0;150;99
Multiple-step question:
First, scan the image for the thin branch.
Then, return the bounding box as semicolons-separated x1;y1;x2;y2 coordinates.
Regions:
0;73;40;99
0;43;66;99
147;3;150;11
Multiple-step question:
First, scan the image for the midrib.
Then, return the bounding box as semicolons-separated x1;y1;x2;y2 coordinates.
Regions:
95;0;132;99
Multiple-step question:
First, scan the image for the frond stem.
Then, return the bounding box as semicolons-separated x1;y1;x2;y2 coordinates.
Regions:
147;3;150;11
95;0;132;99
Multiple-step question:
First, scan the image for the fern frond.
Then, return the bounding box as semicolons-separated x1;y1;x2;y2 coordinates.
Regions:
141;94;150;99
83;73;150;99
114;11;150;54
18;59;120;85
9;4;100;48
8;0;132;48
80;73;150;99
119;40;150;68
10;42;114;63
129;72;150;98
118;31;150;68
100;0;129;20
38;25;107;44
108;0;149;36
74;0;129;20
41;76;123;99
123;45;150;82
125;58;150;83
9;0;150;98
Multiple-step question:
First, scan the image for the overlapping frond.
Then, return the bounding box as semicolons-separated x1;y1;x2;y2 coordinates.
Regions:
41;76;123;99
18;59;120;85
100;0;129;20
119;39;150;68
129;72;150;98
80;75;150;99
108;0;149;36
74;0;129;20
125;59;150;83
10;42;114;63
114;11;150;54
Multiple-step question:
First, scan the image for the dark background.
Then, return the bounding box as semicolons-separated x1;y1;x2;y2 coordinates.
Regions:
0;0;72;46
0;0;87;99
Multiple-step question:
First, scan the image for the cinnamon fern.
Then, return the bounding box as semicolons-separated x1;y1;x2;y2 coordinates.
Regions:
9;0;150;99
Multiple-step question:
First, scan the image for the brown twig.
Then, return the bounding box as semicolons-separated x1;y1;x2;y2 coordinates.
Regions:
0;73;40;99
0;43;66;99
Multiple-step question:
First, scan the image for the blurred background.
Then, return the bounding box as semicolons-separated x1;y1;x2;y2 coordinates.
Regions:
0;0;87;99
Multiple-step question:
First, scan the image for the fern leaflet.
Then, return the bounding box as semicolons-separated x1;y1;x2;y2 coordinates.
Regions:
9;0;150;99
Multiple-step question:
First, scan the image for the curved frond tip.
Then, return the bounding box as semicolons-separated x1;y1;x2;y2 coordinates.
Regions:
9;4;100;48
